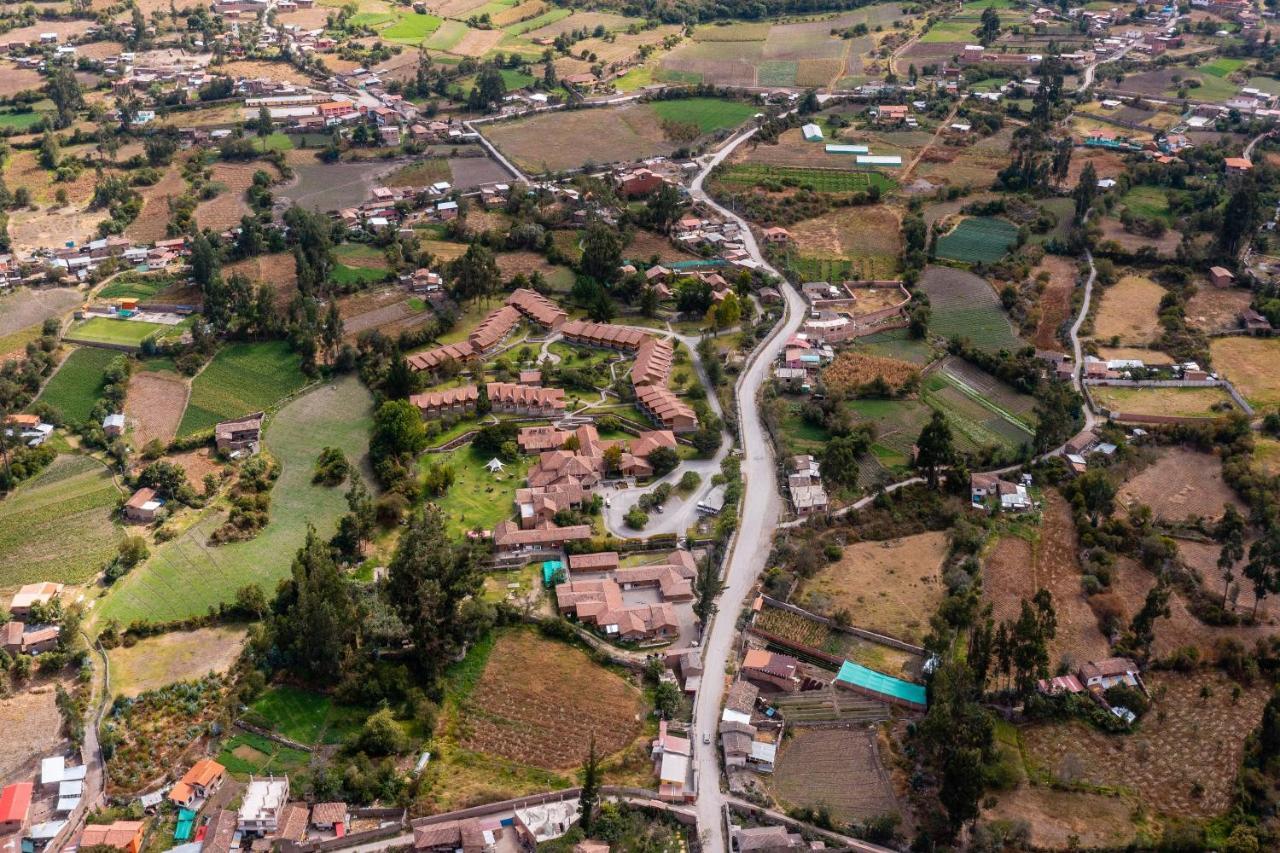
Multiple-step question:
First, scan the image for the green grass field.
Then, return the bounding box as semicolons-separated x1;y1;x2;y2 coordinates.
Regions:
95;376;373;626
919;265;1022;353
178;341;308;436
247;685;369;746
650;98;757;133
1247;75;1280;96
332;264;390;287
935;217;1018;264
0;454;121;589
1120;185;1182;224
857;329;936;365
0;109;45;130
98;275;167;301
425;19;470;51
505;8;573;35
920;19;978;44
1199;57;1245;78
421;447;528;537
716;163;896;194
216;730;311;779
37;347;121;423
384;12;442;41
69;317;170;347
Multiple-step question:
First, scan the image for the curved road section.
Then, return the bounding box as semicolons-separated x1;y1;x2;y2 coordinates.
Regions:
687;124;808;853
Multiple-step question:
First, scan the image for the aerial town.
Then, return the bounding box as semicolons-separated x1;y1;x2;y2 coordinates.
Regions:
4;0;1280;850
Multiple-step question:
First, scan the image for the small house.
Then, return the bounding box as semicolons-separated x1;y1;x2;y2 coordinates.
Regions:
1078;657;1143;691
103;413;125;437
237;776;289;835
877;104;909;124
168;758;225;808
310;802;347;834
215;412;264;455
1209;265;1235;288
78;820;144;853
1225;157;1253;175
123;487;162;523
740;649;801;693
0;782;32;836
9;582;63;619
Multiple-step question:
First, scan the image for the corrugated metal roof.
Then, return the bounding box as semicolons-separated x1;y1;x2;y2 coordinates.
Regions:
836;660;927;707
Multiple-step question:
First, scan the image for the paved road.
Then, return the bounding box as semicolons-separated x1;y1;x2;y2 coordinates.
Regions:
1080;42;1135;90
685;121;807;853
1071;248;1099;431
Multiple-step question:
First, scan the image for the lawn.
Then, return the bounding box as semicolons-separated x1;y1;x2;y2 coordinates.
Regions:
216;731;311;779
94;376;373;626
177;341;308;436
0;109;44;131
68;317;171;347
649;97;756;133
421;446;529;537
0;454;121;589
383;12;442;42
613;65;656;92
246;685;369;746
98;274;167;301
332;263;390;287
935;216;1019;264
715;163;896;194
1199;56;1245;78
36;346;120;423
505;8;573;35
1120;185;1183;224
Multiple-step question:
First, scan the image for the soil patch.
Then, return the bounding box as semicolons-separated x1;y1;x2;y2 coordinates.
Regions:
1091;273;1166;345
126;164;186;244
125;370;189;448
108;625;247;697
0;287;80;338
1185;286;1252;335
1031;255;1077;350
983;786;1137;850
0;679;69;783
822;351;918;394
196;162;279;232
1117;447;1244;523
1097;217;1182;256
768;728;899;823
164;446;229;491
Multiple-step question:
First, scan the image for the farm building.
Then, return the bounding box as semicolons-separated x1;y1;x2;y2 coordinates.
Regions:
801;123;824;141
310;802;348;834
740;649;801;692
1209;266;1236;288
824;143;869;154
833;660;927;712
732;825;808;851
78;820;144;853
8;582;63;619
123;487;162;523
214;412;264;455
855;155;902;167
1078;657;1144;692
169;758;225;808
2;621;59;655
103;413;125;437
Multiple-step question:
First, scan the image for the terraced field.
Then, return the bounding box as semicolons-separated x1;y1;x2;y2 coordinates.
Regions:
935;216;1019;263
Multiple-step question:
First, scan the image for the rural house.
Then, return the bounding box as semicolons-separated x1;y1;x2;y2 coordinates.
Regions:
740;649;801;693
1209;265;1236;288
310;802;348;834
214;412;264;455
237;776;289;835
123;487;162;523
2;622;59;655
732;825;810;851
78;820;144;853
168;758;225;808
1078;657;1144;692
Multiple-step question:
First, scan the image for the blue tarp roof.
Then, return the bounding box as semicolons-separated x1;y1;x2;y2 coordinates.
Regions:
542;561;563;584
835;660;927;708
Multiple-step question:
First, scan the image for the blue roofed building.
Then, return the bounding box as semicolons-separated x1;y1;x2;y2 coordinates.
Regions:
834;660;927;712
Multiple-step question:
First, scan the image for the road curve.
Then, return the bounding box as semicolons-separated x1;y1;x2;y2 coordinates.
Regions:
687;122;808;853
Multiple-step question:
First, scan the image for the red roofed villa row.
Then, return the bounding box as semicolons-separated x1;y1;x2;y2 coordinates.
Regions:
411;383;566;419
493;519;592;554
407;341;476;372
468;305;522;352
560;319;653;351
506;288;567;330
635;384;698;434
630;337;675;387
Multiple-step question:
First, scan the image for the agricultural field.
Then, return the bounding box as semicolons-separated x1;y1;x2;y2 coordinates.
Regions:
94;377;373;625
420;447;530;537
856;329;935;365
246;685;370;746
125;369;189;448
98;274;169;301
36;346;120;424
194;162;277;232
67;317;171;347
1088;385;1237;419
981;492;1110;668
1030;255;1078;350
217;730;311;779
768;728;899;823
753;604;921;679
384;159;452;187
178;341;309;436
383;12;443;42
1119;185;1182;224
0;286;79;341
1116;447;1243;523
781;205;901;281
796;531;948;645
104;674;227;795
821;351;918;395
934;216;1019;264
1184;285;1251;334
1095;216;1183;257
650;97;757;133
1254;436;1280;476
107;626;247;697
923;358;1036;451
0;454;122;590
1090;274;1165;345
1019;670;1269;819
918;265;1022;353
714;164;896;196
1210;336;1280;409
0;682;67;786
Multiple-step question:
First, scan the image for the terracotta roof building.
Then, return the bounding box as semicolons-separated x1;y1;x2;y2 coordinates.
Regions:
411;385;480;419
406;341;476;372
555;578;679;641
635;384;698;433
487;382;566;417
468;305;521;352
507;288;567;330
560;320;652;351
214;412;264;455
492;520;592;554
631;337;676;387
8;582;63;618
79;820;144;853
517;426;569;453
169;758;225;808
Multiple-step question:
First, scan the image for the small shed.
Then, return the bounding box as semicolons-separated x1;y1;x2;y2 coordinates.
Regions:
801;123;824;142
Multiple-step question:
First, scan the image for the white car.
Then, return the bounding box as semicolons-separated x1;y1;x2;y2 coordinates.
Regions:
702;732;710;744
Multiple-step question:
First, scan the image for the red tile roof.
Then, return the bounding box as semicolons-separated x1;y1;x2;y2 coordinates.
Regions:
0;782;32;824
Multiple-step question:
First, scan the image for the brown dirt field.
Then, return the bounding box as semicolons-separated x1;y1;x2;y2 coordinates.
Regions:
7;148;96;206
164;447;230;491
1117;447;1244;523
0;678;70;783
1185;286;1252;335
224;252;299;306
452;28;505;57
463;208;511;234
625;229;700;264
195;162;278;233
983;786;1137;850
1031;255;1077;350
797;531;948;645
0;286;80;338
432;0;490;16
8;205;103;253
1109;556;1277;658
768;728;899;823
483;104;672;173
493;0;546;25
1209;336;1280;409
1096;217;1183;256
125;164;186;244
786;205;901;270
276;7;332;28
821;351;918;394
1091;274;1166;345
983;493;1111;670
1065;149;1128;186
125;371;189;449
107;626;247;697
77;40;126;60
338;286;435;338
1020;670;1269;818
454;630;645;770
0;62;45;97
494;250;567;280
3;20;96;44
218;60;314;86
421;238;468;262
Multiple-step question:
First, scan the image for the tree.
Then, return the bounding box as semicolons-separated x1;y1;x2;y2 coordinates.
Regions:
1219;182;1261;258
386;506;488;684
692;554;723;624
448;243;500;303
1073;161;1097;223
979;7;1001;44
1216;503;1246;601
355;708;407;756
1245;529;1280;617
1076;469;1115;525
136;461;187;501
469;66;506;111
45;66;83;128
257;105;273;144
580;222;622;283
712;291;742;332
914;410;953;489
276;527;356;678
578;735;601;835
370;399;427;477
646;445;678;477
1125;582;1171;659
647;182;681;233
476;382;491;416
822;431;872;491
654;682;680;718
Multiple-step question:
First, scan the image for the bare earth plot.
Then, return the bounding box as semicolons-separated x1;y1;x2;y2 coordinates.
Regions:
0;287;80;338
1020;670;1268;819
125;370;189;449
0;681;68;784
126;164;186;244
1210;336;1280;410
482;104;674;173
769;728;899;823
1089;385;1237;419
196;162;278;232
982;492;1110;669
1116;447;1244;523
107;625;248;697
1185;286;1252;334
1179;538;1263;615
983;785;1136;850
1031;255;1077;350
1095;217;1182;256
796;531;947;645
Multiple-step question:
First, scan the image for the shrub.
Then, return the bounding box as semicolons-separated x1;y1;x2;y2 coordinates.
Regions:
312;446;351;486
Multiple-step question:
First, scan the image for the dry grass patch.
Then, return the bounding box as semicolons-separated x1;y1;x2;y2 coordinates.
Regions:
164;446;229;490
822;351;918;395
108;626;247;697
796;531;947;644
1091;274;1165;345
1089;384;1237;419
1185;286;1252;334
0;62;45;97
225;252;299;304
219;60;314;86
1096;346;1174;365
125;370;189;449
626;229;700;264
1254;436;1280;476
982;786;1137;850
0;679;69;783
196;162;278;232
126;164;186;244
1031;255;1076;350
1020;670;1268;818
1210;336;1280;409
1096;217;1182;256
455;630;645;770
786;205;901;275
1117;447;1244;523
452;28;505;57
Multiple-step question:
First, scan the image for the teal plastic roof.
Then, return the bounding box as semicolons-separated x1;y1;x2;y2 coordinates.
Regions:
836;660;927;707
